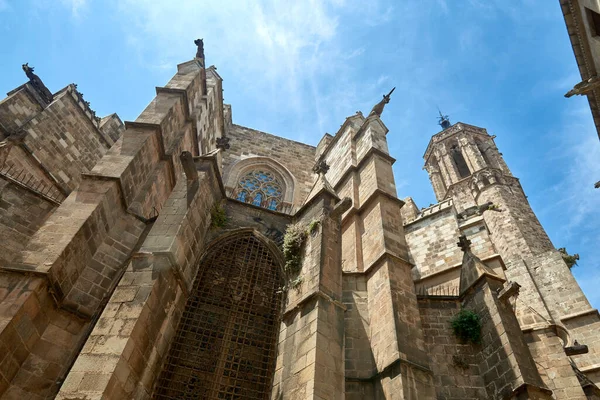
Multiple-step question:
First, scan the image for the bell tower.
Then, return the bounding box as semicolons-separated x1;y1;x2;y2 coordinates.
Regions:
424;117;600;390
424;116;511;204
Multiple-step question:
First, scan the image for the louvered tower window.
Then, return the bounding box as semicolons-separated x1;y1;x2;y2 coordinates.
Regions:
234;170;283;211
153;234;284;400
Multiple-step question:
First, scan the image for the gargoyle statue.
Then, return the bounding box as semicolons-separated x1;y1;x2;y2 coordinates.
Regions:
457;202;503;220
369;87;395;117
558;247;579;269
194;38;205;59
22;63;53;104
565;76;600;98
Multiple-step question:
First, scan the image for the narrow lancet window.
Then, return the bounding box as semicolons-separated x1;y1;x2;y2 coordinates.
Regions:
252;192;263;207
236;190;248;202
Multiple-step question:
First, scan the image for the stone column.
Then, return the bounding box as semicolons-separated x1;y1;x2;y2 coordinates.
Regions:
424;162;446;202
435;145;461;187
458;134;487;173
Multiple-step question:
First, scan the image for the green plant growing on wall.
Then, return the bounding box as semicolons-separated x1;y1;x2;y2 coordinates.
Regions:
288;276;303;289
282;220;322;289
308;219;321;235
283;223;307;278
488;203;502;211
210;203;227;228
450;309;482;344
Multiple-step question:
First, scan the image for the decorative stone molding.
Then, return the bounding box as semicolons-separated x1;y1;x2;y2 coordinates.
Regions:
424;122;489;161
224;156;297;210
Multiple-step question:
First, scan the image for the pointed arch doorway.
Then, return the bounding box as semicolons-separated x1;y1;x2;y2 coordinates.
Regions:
153;232;284;399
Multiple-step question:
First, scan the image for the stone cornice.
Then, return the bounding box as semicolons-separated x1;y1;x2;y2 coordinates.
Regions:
342;251;414;277
341;188;405;226
282;289;347;320
412;254;503;285
560;308;599;322
403;198;454;227
344;356;432;382
332;147;396;192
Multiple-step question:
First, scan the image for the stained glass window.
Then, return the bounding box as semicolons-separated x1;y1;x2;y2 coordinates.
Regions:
237;191;248;202
234;170;283;211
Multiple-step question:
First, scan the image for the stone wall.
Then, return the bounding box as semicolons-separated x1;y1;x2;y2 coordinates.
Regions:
0;85;43;133
0;179;56;265
404;204;461;279
404;200;500;295
418;298;487;399
0;273;90;399
50;57;230;399
222;123;316;210
478;181;554;261
16;86;116;193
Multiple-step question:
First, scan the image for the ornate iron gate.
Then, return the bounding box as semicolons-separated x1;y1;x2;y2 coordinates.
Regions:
153;234;284;399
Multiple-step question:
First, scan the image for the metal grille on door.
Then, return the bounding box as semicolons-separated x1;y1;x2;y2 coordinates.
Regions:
153;234;284;400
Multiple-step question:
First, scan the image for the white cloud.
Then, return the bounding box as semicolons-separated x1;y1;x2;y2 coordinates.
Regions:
536;101;600;307
113;0;407;142
0;0;10;12
60;0;87;18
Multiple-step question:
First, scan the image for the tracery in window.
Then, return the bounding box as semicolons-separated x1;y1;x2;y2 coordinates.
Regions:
234;170;283;211
237;191;248;202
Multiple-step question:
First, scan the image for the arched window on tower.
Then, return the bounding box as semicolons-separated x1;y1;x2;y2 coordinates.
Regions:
153;233;284;400
234;170;284;211
450;145;471;178
476;140;500;170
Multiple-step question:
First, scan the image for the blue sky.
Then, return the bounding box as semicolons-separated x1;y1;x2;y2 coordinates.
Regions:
1;0;599;308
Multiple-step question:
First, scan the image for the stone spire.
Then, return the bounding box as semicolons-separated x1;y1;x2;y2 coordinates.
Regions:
457;234;504;295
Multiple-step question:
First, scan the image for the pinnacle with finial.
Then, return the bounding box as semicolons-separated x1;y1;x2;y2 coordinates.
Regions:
216;136;230;151
312;160;330;175
437;109;451;129
368;87;395;117
457;235;471;252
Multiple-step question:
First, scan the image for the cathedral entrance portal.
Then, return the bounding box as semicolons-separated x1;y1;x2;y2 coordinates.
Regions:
153;233;284;399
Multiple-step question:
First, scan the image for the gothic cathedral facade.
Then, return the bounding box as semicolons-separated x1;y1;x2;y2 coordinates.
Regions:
0;44;599;399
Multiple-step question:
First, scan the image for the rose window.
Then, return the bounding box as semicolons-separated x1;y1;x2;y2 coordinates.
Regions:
234;170;283;211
